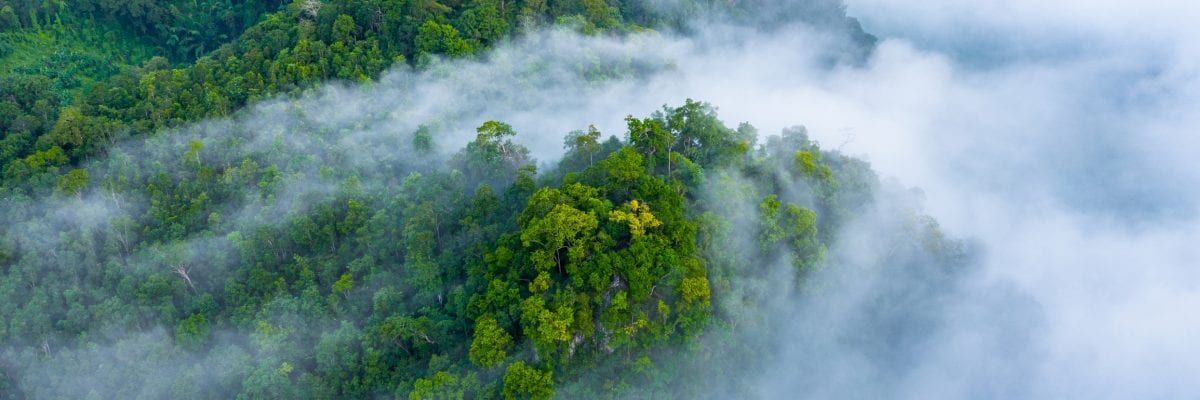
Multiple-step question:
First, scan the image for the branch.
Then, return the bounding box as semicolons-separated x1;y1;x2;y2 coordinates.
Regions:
173;264;198;294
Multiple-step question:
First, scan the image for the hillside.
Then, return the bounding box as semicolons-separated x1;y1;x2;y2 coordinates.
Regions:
0;1;968;399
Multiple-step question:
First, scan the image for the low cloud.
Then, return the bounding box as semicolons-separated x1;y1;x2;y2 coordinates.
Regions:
4;0;1197;397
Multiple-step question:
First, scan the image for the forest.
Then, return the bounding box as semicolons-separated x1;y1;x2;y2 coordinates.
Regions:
0;0;964;398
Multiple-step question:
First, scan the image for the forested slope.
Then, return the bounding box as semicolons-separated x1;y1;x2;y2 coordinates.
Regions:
0;94;965;397
0;0;874;181
0;1;966;399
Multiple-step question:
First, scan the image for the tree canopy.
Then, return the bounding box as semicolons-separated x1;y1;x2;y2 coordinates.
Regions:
0;1;946;398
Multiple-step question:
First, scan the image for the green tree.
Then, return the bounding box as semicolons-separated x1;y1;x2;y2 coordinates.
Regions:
415;20;473;61
520;201;599;274
409;371;464;400
468;315;512;367
455;120;531;184
332;272;354;299
758;195;786;250
455;0;508;46
609;199;662;240
502;361;553;400
565;124;602;165
54;168;89;196
315;321;364;397
175;313;210;350
783;203;823;274
413;124;434;153
332;14;357;43
0;5;18;30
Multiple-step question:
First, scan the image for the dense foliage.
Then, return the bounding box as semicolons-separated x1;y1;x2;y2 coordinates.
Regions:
0;0;875;181
0;1;961;398
0;95;965;397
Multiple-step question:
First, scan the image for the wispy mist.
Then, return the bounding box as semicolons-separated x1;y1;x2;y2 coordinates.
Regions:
752;0;1200;397
4;0;1197;397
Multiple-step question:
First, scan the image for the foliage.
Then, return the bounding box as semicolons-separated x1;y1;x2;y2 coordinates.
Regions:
0;1;903;398
469;315;513;368
503;361;554;400
0;97;966;398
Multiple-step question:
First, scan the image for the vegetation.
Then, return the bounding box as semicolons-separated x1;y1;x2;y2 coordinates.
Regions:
0;0;875;179
0;0;949;398
0;94;964;397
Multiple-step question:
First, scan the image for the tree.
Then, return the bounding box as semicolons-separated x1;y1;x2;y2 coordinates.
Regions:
413;125;434;153
661;99;746;167
168;243;199;294
600;147;645;188
565;125;601;166
184;140;204;168
55;168;89;197
415;20;473;62
783;204;823;274
758;195;786;250
609;200;662;241
468;315;512;367
502;361;553;400
0;5;18;30
315;321;364;397
333;273;355;300
581;0;618;28
175;313;210;350
333;14;357;43
456;0;508;46
518;296;573;361
520;202;598;273
626;115;671;171
455;120;531;185
378;315;439;356
758;195;825;274
239;359;300;400
409;371;465;400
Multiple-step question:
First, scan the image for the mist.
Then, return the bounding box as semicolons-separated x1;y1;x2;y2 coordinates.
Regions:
3;0;1198;397
633;0;1200;397
665;0;1200;397
556;7;1199;396
817;1;1200;397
